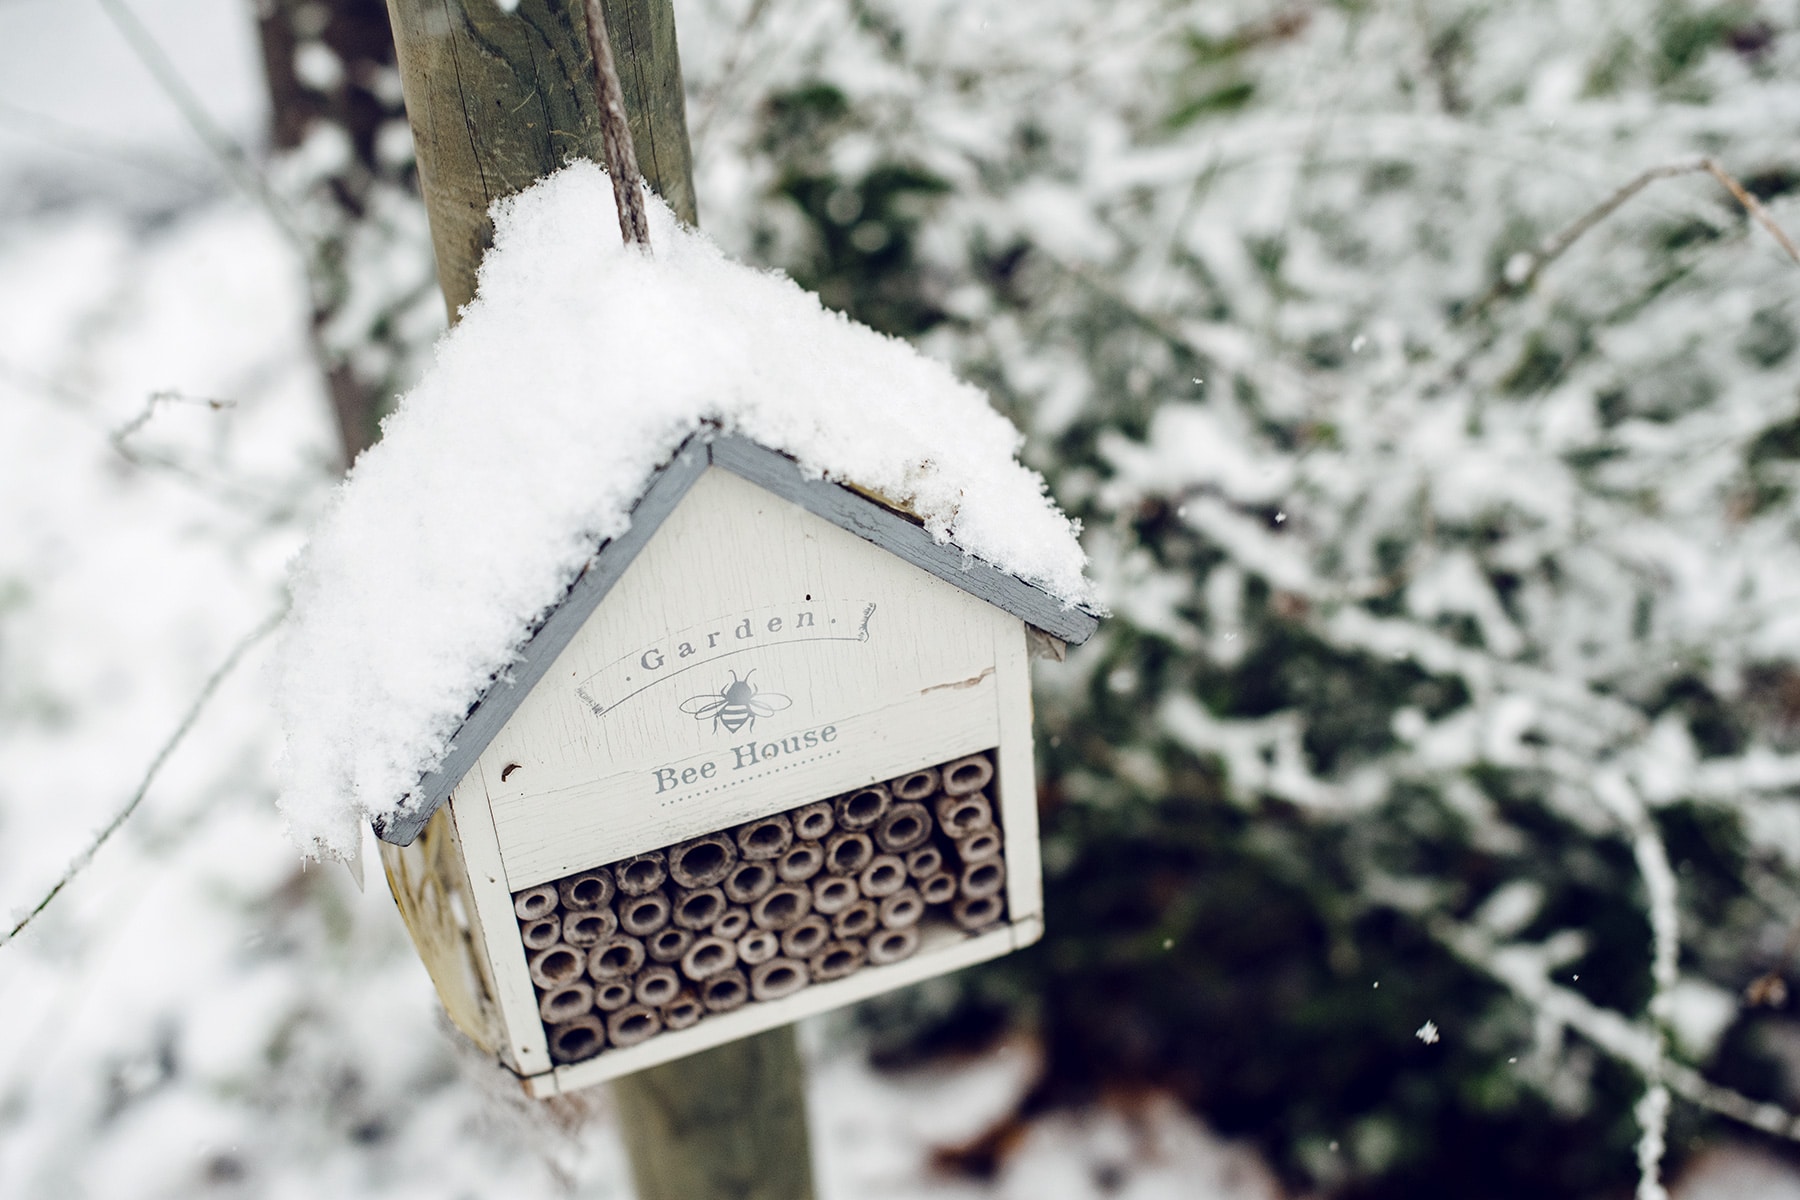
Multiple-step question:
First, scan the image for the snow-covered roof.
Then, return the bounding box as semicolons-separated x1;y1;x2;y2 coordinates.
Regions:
271;162;1097;859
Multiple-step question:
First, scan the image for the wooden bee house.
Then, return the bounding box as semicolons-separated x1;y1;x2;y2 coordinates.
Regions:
373;431;1098;1096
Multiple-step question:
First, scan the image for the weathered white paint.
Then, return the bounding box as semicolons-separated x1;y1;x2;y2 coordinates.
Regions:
992;619;1044;923
450;465;1048;1083
523;914;1044;1095
447;786;552;1075
474;468;1011;889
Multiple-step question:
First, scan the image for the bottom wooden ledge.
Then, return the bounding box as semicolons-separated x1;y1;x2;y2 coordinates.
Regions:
521;913;1043;1097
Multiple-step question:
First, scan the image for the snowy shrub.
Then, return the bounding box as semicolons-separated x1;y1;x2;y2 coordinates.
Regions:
682;0;1800;1193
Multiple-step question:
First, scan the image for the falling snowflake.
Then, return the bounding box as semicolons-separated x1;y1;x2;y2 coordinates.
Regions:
1416;1021;1440;1045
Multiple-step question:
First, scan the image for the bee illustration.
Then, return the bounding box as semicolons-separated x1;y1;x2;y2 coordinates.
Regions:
679;670;792;734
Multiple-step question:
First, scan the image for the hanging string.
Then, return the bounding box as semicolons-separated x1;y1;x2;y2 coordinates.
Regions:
584;0;652;250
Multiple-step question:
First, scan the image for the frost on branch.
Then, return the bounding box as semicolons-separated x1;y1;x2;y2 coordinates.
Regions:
682;0;1800;1192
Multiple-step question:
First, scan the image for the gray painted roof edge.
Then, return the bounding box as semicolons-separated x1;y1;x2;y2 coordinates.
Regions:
373;431;1099;846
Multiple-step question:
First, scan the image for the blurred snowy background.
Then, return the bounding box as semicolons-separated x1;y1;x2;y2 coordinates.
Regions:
4;1;1800;1197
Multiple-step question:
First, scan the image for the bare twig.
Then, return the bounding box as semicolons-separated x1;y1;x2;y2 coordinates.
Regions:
1433;916;1800;1147
93;0;301;243
0;606;288;950
110;389;237;452
1465;155;1800;321
1702;158;1800;264
690;0;776;149
583;0;651;249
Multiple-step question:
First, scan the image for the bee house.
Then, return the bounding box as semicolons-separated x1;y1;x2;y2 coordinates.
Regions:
372;433;1098;1096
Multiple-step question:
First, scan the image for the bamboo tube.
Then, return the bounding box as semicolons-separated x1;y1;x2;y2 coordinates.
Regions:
562;907;619;946
736;928;780;966
521;916;563;951
878;887;924;930
919;872;957;905
776;841;824;883
823;831;874;876
834;783;890;831
867;925;920;966
904;845;943;879
940;753;994;797
724;860;777;904
807;940;866;982
711;906;751;940
889;766;939;802
959;859;1006;900
594;978;635;1012
646;926;694;964
548;1014;606;1063
588;934;647;980
635;964;682;1008
954;828;1003;864
680;934;739;982
608;1003;663;1048
662;989;704;1030
831;899;878;940
749;883;812;931
791;800;834;841
935;792;993;838
668;832;737;888
529;943;588;989
558;867;615;910
672;885;727;930
875;803;932;854
539;980;595;1024
859;855;906;898
614;851;667;896
734;813;793;861
951;894;1004;931
701;968;750;1012
620;891;673;937
810;874;859;915
750;957;809;1001
779;914;830;959
514;884;559;920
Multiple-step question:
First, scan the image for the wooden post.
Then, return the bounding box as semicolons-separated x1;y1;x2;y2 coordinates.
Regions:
385;0;696;318
381;3;814;1197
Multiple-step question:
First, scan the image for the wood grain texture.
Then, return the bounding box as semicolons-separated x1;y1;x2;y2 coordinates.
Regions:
449;783;554;1074
610;1025;815;1200
384;0;696;318
377;806;506;1054
992;616;1045;923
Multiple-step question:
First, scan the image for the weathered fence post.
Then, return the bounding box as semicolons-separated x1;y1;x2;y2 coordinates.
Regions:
380;3;815;1196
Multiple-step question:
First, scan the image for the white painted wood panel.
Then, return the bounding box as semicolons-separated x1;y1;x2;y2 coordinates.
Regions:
991;613;1044;923
523;913;1044;1095
447;784;552;1075
475;467;1007;889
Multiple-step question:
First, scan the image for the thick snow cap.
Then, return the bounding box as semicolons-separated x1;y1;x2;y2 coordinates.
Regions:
273;161;1093;858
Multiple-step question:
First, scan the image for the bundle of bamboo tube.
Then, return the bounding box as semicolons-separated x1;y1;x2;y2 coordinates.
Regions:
512;749;1009;1064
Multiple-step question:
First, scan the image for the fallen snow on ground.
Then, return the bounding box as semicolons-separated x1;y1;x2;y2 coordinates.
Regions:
272;161;1093;857
808;1033;1287;1200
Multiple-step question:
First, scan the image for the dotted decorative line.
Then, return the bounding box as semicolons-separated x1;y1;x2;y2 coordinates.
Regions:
658;749;843;808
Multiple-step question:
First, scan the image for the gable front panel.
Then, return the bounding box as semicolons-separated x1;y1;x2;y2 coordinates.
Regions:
477;467;1011;889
